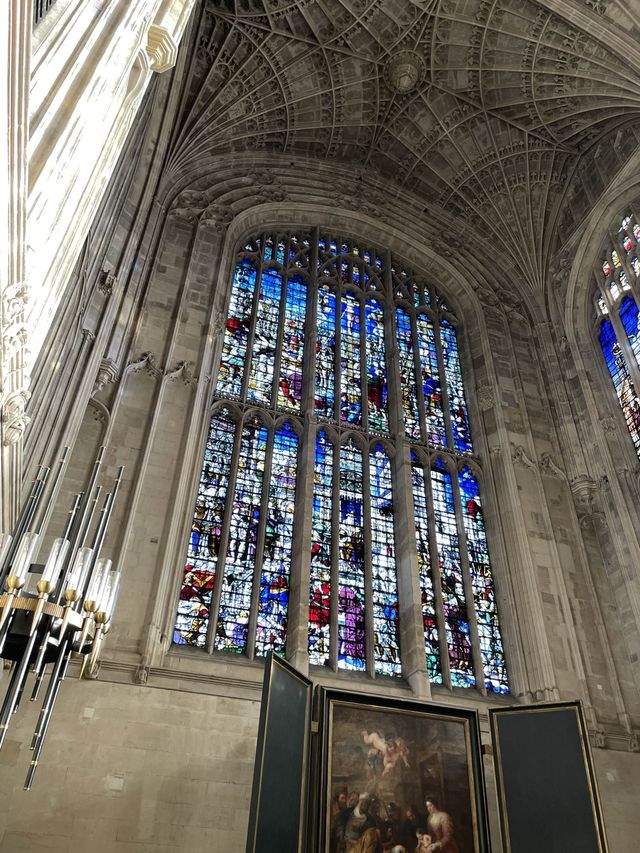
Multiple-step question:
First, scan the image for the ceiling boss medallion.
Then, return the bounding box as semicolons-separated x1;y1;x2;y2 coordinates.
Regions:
383;50;426;95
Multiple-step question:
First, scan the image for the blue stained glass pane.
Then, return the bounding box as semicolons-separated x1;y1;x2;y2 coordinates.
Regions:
338;440;366;670
276;239;286;264
440;319;473;453
621;296;640;369
263;236;273;261
599;319;640;452
215;421;268;652
278;276;306;411
174;412;236;647
396;308;420;440
309;431;333;666
365;299;388;432
340;292;362;425
459;466;508;694
315;284;336;418
370;445;400;676
217;261;256;398
247;268;282;405
431;460;475;687
411;458;442;684
416;314;447;447
256;423;298;655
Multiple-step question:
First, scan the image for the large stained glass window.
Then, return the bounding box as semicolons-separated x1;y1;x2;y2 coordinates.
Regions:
595;211;640;456
175;230;508;693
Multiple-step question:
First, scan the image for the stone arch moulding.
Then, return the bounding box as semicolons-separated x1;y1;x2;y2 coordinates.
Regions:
142;194;533;704
561;175;640;705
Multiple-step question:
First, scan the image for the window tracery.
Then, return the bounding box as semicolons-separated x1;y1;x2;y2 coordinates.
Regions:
174;230;509;694
594;211;640;454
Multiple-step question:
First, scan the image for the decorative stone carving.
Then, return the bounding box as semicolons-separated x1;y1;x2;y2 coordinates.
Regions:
539;453;566;480
164;361;197;387
211;312;226;336
1;389;30;446
475;384;495;412
600;416;617;432
81;328;96;344
88;397;109;425
383;51;426;95
146;24;178;73
127;352;162;379
593;728;606;748
512;445;537;471
134;664;150;685
168;207;201;224
98;269;116;297
92;358;120;396
630;732;640;753
200;204;233;228
584;0;608;14
570;475;598;512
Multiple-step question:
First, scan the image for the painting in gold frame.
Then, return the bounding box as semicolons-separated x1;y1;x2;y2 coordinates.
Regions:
316;689;490;853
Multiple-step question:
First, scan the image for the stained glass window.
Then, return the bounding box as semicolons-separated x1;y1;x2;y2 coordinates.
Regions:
370;445;400;675
459;466;508;693
595;211;640;458
175;230;508;694
431;459;475;688
338;439;366;670
411;456;442;683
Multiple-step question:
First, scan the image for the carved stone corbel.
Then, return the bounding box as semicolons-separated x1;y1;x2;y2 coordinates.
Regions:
511;444;537;471
92;358;120;396
164;361;197;387
539;453;567;480
98;269;116;298
127;352;162;379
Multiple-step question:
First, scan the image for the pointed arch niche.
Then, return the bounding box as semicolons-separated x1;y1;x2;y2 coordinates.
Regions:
172;227;509;695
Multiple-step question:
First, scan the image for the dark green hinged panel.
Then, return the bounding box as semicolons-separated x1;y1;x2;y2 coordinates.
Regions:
246;652;312;853
489;701;609;853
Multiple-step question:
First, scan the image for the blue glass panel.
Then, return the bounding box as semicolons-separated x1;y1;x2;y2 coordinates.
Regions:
411;457;442;684
215;420;268;652
338;440;366;670
416;314;447;447
315;284;336;418
217;261;256;398
459;466;508;693
247;268;282;405
431;460;475;687
396;308;421;440
599;319;640;452
174;412;235;647
620;296;640;369
340;292;362;425
440;319;473;453
256;423;298;655
365;299;388;432
309;430;333;666
278;275;306;411
370;445;400;676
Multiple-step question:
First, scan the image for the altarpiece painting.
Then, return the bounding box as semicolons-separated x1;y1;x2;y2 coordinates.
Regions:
318;690;489;853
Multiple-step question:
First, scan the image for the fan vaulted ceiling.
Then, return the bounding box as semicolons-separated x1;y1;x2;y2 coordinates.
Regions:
167;0;640;294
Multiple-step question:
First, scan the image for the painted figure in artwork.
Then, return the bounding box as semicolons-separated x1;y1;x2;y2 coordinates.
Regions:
361;730;411;776
424;799;458;853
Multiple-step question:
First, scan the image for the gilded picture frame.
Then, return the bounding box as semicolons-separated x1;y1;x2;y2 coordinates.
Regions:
315;688;490;853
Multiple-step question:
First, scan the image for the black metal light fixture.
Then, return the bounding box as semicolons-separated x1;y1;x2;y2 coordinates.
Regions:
0;447;123;788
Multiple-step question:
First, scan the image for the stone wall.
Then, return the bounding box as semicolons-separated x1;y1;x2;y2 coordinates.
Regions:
0;676;637;852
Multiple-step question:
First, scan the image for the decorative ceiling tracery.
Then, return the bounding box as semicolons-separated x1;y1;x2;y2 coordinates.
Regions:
165;0;640;294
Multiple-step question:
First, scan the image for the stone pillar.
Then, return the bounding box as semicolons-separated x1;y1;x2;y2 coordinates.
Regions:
1;0;31;529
